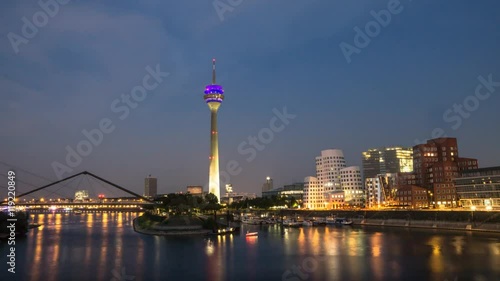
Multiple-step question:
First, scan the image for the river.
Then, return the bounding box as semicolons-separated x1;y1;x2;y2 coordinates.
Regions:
1;212;499;281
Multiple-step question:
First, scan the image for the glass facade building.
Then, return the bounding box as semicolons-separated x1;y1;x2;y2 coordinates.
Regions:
455;166;500;210
362;147;413;181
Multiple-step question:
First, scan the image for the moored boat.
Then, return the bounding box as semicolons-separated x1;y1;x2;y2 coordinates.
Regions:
303;220;313;227
334;218;353;226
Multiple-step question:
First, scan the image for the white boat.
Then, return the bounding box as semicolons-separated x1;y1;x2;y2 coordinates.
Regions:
325;217;336;225
241;216;260;225
283;219;302;227
302;221;313;227
246;231;258;237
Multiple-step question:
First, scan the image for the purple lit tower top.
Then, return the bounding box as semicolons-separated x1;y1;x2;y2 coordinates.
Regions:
204;59;224;103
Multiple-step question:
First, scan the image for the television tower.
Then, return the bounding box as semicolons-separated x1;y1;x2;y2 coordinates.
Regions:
204;59;224;202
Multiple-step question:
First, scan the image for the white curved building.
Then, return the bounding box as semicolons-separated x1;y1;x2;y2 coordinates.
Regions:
304;149;346;209
340;166;364;206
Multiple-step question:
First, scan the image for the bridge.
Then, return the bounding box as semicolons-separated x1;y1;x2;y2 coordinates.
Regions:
1;170;156;213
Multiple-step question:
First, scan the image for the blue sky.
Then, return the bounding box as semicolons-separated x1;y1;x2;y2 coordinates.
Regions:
1;0;499;196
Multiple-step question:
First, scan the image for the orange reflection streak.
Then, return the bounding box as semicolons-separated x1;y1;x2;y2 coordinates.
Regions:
428;236;444;273
451;236;464;255
117;212;123;228
97;213;110;281
86;213;94;229
84;215;93;266
30;215;45;281
369;232;383;280
313;228;322;256
50;214;62;270
298;228;306;255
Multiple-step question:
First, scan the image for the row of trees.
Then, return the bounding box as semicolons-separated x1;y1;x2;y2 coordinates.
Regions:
158;193;222;215
156;194;301;215
228;195;300;210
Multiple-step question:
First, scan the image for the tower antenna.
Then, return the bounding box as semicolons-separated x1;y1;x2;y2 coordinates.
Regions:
212;58;216;84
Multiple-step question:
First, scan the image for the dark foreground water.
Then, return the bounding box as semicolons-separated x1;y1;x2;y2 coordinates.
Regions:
1;212;500;281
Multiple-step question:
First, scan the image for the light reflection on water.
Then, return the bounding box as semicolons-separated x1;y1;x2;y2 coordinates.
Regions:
2;212;500;281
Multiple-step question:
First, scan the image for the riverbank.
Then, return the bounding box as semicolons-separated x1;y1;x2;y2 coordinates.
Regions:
353;218;500;233
246;209;500;234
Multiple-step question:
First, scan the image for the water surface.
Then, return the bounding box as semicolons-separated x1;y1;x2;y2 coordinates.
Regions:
1;212;499;281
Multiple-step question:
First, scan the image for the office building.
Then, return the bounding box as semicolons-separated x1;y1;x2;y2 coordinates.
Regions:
261;177;274;194
455;166;500;210
144;175;157;198
305;149;365;209
303;176;321;209
304;149;346;209
394;185;429;209
412;137;478;207
362;147;413;181
340;166;364;206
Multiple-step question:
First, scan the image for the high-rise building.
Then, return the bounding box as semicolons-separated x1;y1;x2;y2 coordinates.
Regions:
340;166;364;206
204;59;224;202
261;177;273;194
362;147;413;181
412;137;478;207
144;175;157;198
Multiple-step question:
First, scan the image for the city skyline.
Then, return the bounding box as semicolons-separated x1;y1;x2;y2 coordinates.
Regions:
1;1;500;196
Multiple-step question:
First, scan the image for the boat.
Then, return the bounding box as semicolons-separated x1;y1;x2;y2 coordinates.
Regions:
241;216;261;225
283;219;302;227
334;218;353;226
73;209;83;214
326;216;337;225
302;220;313;227
246;231;258;237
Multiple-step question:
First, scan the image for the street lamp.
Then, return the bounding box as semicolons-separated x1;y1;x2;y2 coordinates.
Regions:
427;191;434;208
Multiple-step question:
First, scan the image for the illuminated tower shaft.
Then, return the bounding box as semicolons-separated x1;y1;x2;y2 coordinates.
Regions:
204;59;224;202
208;103;220;200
